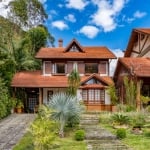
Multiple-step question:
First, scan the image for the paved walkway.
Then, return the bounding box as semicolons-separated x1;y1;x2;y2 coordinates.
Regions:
0;114;36;150
80;113;131;150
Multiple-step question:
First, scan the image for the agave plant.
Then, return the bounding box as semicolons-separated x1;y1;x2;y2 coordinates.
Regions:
111;113;130;125
48;92;82;138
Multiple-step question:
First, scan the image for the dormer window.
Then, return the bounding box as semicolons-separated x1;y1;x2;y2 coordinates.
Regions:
70;45;80;52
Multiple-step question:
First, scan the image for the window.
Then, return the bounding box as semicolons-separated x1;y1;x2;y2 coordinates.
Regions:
85;63;98;73
82;89;105;103
86;78;100;84
70;45;80;52
55;63;65;74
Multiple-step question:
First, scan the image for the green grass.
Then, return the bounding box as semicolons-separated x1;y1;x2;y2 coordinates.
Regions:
13;128;86;150
13;132;34;150
122;131;150;150
99;112;150;150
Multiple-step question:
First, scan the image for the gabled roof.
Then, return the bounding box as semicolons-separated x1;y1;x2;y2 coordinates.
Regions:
11;71;113;88
114;57;150;78
64;38;84;52
35;39;116;59
81;74;114;86
124;28;150;57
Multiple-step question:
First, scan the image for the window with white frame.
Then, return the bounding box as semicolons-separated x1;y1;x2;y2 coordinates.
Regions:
82;89;105;103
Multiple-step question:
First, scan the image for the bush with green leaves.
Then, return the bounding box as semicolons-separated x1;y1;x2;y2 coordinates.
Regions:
0;78;12;119
145;105;150;113
130;113;145;128
116;128;126;139
111;113;130;125
144;130;150;137
74;129;85;141
29;105;58;150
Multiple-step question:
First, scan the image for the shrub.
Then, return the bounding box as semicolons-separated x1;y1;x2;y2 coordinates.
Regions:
144;131;150;137
99;113;112;124
111;113;130;125
145;105;150;113
74;129;85;141
116;128;126;139
125;105;136;112
131;113;146;128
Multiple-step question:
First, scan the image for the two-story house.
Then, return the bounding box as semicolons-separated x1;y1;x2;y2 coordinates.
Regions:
114;28;150;105
11;39;116;112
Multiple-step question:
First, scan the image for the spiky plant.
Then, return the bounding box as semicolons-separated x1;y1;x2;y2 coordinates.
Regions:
48;92;82;138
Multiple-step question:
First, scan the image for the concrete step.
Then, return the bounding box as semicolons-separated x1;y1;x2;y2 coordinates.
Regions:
86;140;130;150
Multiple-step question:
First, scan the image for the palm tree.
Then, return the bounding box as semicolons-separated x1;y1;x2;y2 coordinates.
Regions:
48;93;82;138
68;67;80;96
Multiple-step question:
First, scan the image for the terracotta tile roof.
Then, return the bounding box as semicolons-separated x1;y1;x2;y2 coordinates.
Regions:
35;47;116;59
124;28;150;57
118;57;150;77
11;71;113;88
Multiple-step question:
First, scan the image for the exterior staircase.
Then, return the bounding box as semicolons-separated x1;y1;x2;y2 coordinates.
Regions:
80;113;131;150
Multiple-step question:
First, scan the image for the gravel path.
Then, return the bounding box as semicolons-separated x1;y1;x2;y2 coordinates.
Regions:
0;114;36;150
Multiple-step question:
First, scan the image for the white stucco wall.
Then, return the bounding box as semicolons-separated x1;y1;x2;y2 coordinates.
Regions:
43;88;66;104
105;91;111;104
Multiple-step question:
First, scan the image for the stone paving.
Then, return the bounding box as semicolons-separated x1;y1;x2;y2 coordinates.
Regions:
0;114;36;150
80;113;131;150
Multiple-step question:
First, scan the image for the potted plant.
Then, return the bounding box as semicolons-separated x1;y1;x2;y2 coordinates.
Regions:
10;98;17;113
16;99;24;113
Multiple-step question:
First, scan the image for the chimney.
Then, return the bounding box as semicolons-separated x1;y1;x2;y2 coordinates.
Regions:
58;39;63;47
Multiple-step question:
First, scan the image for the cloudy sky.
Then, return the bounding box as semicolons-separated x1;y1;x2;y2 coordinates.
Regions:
0;0;150;75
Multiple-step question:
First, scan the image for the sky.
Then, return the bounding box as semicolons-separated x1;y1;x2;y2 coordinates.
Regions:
0;0;150;75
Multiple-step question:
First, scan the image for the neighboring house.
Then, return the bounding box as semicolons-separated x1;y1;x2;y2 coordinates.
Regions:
114;28;150;104
11;39;116;112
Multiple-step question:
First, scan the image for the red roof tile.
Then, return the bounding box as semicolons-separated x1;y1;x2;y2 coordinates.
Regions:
35;47;116;59
119;57;150;77
11;71;113;88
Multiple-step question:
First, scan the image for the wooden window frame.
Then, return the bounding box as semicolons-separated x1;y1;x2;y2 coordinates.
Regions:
82;89;105;104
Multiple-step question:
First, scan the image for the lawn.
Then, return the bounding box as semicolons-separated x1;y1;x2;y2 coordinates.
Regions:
99;112;150;150
13;129;86;150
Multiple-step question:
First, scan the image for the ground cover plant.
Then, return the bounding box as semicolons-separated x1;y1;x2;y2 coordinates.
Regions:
13;95;86;150
99;111;150;150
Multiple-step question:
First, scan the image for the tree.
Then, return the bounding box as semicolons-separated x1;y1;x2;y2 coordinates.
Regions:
9;0;47;29
68;68;80;96
123;76;137;107
49;93;82;138
107;84;118;105
26;26;49;55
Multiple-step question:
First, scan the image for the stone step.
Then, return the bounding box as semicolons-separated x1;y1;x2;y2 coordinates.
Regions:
86;140;130;150
82;126;117;140
80;120;99;125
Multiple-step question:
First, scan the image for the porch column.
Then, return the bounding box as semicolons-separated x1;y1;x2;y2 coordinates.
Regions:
39;88;43;105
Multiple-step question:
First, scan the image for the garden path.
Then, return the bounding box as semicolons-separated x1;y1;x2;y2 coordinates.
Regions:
80;113;132;150
0;114;36;150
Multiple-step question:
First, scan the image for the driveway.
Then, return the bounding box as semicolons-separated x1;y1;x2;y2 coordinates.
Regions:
0;114;36;150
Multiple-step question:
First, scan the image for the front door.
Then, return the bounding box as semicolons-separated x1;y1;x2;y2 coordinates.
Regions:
27;94;38;113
